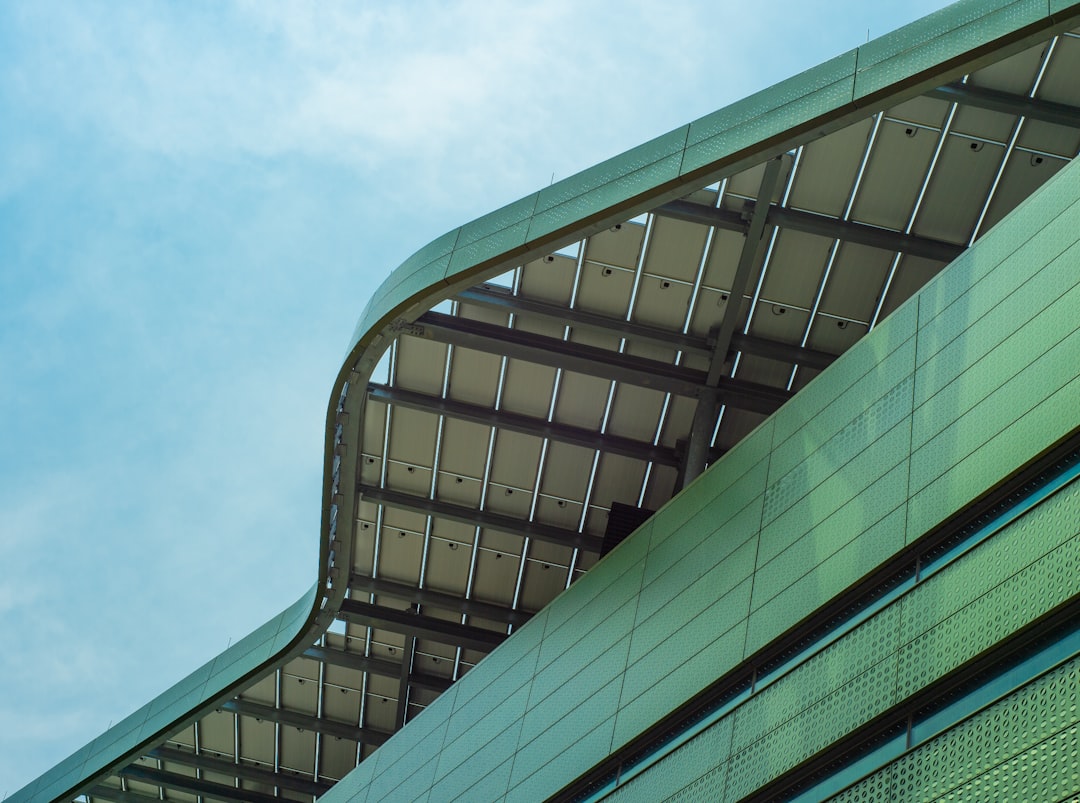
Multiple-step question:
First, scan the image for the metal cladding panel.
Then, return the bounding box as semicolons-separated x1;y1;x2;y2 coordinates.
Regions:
833;654;1080;801
681;50;859;177
906;173;1080;541
723;657;902;802
526;129;689;244
852;0;1048;102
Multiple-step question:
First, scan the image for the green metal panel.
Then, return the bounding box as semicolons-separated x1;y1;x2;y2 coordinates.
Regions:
907;371;1080;541
442;648;540;754
1051;0;1080;17
361;684;458;801
617;565;752;732
537;525;646;651
913;195;1080;373
364;717;446;803
506;714;618;802
733;606;902;754
650;417;774;548
745;504;907;656
751;463;908;611
767;333;916;484
447;193;540;275
607;718;732;802
432;747;518;802
535;550;644;674
524;129;689;245
897;534;1080;698
429;685;529;800
680;51;858;177
519;636;631;749
612;614;748;753
759;413;912;565
637;498;760;624
722;653;900;802
852;0;1048;103
888;653;1080;801
912;273;1080;450
827;764;898;803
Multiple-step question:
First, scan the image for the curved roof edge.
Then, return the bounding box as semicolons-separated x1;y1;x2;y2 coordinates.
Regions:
13;1;1080;800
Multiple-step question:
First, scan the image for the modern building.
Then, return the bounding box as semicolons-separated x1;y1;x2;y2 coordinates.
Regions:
12;0;1080;800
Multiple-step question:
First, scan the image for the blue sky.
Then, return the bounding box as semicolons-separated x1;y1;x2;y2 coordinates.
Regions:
0;0;948;793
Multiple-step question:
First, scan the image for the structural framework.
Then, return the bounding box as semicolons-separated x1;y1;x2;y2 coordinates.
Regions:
13;0;1080;800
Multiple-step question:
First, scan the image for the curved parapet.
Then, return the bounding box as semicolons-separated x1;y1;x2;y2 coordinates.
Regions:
11;1;1080;800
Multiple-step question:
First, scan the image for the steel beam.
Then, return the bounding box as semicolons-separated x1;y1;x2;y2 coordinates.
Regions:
456;285;713;358
358;484;606;553
303;644;452;693
119;764;280;803
350;572;532;628
395;635;415;730
728;332;835;371
455;287;838;373
338;598;508;652
90;786;165;803
221;698;391;747
656;199;964;263
928;81;1080;130
368;384;682;467
147;746;331;797
410;314;791;414
415;310;708;397
683;158;784;488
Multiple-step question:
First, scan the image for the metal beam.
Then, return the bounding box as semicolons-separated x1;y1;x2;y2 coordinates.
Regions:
415;310;708;397
395;635;414;730
303;644;452;692
118;764;280;803
368;384;682;467
89;786;165;803
146;746;330;797
728;332;835;371
656;199;964;263
456;285;714;358
684;158;784;488
221;698;391;747
456;286;838;373
409;313;791;414
358;483;606;553
338;598;508;652
350;572;532;628
928;81;1080;130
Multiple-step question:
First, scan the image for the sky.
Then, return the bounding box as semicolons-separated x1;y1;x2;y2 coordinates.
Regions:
0;0;950;794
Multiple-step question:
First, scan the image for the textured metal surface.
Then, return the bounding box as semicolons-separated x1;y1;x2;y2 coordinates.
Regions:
835;654;1080;801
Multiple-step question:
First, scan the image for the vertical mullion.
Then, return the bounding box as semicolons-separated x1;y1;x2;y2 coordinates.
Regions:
788;112;884;389
870;94;961;330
